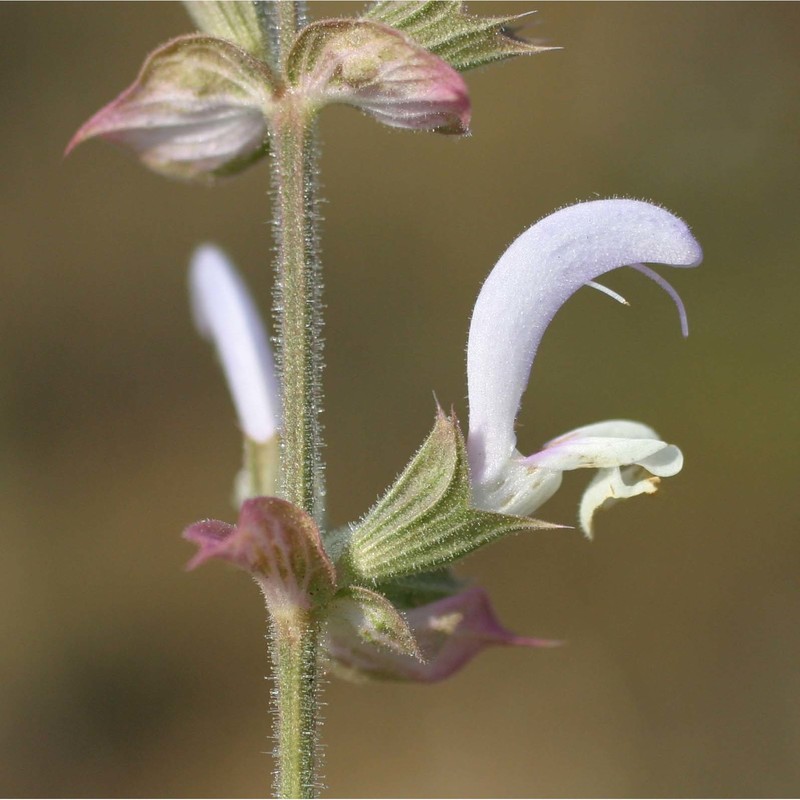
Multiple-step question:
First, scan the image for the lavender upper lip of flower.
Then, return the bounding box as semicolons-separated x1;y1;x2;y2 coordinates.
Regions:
465;198;702;535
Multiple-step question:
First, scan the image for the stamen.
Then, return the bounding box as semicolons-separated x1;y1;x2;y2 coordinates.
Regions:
630;263;689;337
586;281;630;306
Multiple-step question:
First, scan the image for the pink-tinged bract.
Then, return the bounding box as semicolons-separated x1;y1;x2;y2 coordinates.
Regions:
287;19;471;134
67;35;274;180
183;497;336;613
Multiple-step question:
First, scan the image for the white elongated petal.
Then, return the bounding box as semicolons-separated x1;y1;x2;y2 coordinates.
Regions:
467;199;702;487
523;418;685;535
190;245;279;443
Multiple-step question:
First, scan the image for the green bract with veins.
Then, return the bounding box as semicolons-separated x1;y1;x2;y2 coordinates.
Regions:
365;0;551;72
325;585;421;659
183;0;269;59
336;409;556;584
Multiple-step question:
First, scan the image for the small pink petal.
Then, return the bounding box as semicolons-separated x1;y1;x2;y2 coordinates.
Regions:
183;519;236;571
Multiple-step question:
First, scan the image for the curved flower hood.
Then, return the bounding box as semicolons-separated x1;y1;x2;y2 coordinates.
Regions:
466;199;702;535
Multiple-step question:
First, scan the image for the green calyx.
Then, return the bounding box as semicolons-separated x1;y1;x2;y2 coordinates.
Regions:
364;0;552;72
377;568;466;610
339;408;554;583
326;585;421;659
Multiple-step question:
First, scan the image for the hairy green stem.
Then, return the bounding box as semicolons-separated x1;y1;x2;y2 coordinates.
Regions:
270;611;322;799
271;100;324;523
274;1;307;68
267;2;325;797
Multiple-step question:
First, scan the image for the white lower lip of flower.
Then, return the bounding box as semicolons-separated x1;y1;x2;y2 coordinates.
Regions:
471;420;685;536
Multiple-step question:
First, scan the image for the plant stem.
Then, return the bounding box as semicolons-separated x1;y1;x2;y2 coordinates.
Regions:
274;1;307;69
270;610;322;799
270;36;324;525
267;3;325;797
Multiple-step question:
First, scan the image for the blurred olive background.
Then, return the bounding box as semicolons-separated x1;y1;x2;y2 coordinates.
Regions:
2;2;799;797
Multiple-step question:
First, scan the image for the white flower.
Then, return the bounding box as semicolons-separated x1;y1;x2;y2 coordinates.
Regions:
466;199;702;536
189;244;280;444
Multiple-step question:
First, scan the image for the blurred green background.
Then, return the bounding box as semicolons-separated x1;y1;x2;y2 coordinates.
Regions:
2;2;799;796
